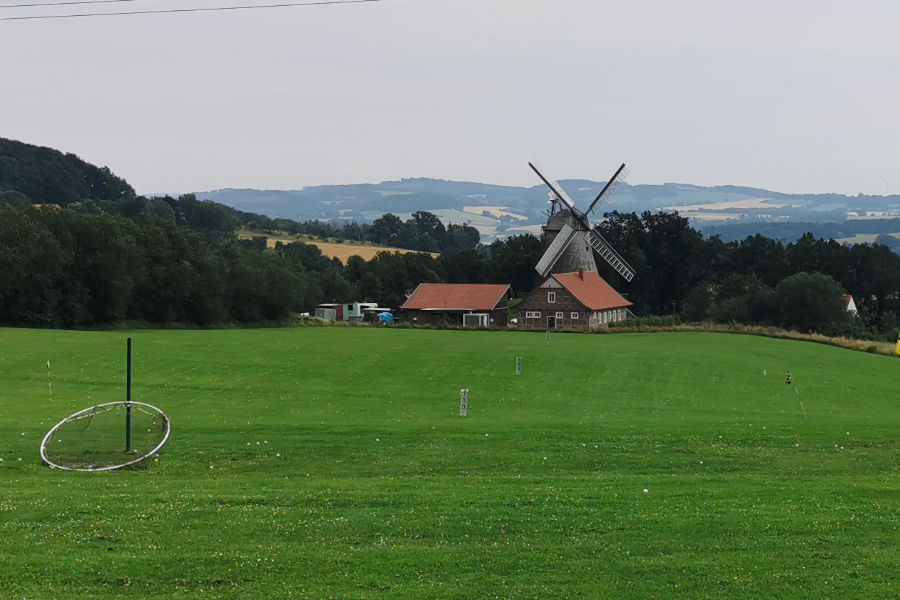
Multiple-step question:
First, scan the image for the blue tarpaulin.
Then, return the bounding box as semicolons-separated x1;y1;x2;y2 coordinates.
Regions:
377;312;394;323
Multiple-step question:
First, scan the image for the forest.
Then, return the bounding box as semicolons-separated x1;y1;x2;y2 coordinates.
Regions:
1;137;899;339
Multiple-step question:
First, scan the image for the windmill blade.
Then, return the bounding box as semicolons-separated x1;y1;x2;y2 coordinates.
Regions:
587;229;635;282
586;163;629;218
535;223;578;277
528;161;577;211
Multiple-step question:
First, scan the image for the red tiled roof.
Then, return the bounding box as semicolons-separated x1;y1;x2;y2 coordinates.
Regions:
401;283;511;310
551;272;632;310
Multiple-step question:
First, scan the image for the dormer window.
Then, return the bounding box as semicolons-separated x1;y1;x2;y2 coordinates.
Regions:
547;291;556;303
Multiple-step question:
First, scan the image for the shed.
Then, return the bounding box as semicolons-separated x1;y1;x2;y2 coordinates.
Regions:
398;283;512;327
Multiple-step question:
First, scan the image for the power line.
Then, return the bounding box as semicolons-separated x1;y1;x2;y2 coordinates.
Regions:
0;0;147;9
0;0;389;20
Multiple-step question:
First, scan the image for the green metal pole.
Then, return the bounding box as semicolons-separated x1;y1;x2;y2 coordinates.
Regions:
126;337;132;452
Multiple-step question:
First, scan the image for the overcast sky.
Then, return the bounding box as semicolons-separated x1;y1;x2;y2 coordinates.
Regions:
2;0;899;196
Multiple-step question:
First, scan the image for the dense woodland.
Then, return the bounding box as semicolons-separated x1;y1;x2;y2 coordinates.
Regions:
1;138;899;339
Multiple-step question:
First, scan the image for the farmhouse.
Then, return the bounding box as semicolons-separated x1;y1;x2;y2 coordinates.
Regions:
398;283;511;327
517;270;632;330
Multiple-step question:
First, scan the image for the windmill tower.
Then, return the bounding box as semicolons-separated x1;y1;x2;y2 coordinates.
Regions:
529;161;636;281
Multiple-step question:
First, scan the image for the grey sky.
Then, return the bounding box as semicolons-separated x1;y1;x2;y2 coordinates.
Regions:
2;0;899;196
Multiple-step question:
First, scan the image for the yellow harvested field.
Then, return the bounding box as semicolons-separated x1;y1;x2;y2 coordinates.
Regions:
312;241;437;263
462;206;528;221
237;231;437;263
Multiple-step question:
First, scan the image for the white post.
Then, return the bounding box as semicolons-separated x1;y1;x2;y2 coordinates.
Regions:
515;356;522;376
459;389;468;417
546;330;551;345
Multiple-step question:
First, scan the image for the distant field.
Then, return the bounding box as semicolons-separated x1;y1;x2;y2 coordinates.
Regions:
462;206;528;221
834;232;900;245
1;328;898;598
237;230;437;263
664;198;787;212
507;224;544;235
664;198;788;222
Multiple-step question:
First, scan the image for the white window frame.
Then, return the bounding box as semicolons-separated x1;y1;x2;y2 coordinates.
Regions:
533;311;541;318
555;311;564;319
547;291;556;303
571;312;579;319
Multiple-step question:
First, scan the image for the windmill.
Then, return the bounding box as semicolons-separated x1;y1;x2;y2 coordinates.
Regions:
529;161;636;281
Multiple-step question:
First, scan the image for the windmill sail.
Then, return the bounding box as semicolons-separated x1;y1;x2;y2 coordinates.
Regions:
529;159;636;281
586;163;629;218
535;223;579;277
587;229;635;281
528;162;577;211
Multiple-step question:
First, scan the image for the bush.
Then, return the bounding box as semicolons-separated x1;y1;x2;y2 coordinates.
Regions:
610;314;682;328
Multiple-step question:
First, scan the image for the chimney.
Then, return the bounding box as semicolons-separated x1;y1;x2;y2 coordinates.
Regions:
578;268;584;280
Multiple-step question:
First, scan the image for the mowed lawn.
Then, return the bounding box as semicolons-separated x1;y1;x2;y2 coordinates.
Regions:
0;327;897;599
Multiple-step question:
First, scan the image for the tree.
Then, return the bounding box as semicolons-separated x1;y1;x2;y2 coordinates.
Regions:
488;234;543;293
368;213;404;247
775;272;849;333
597;211;704;314
728;234;788;287
708;273;776;324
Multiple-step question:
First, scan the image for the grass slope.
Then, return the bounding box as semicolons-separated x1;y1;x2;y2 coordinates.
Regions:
1;328;897;599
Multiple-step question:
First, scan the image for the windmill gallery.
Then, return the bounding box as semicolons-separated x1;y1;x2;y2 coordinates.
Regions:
397;161;636;330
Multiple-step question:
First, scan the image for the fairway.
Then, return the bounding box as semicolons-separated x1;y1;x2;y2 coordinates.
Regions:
1;327;898;598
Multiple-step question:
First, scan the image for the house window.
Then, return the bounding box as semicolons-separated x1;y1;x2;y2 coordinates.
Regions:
547;291;556;303
533;311;541;318
555;311;564;319
571;312;579;319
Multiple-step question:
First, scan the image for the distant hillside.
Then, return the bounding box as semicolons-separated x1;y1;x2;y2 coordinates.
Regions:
0;137;134;205
197;178;900;243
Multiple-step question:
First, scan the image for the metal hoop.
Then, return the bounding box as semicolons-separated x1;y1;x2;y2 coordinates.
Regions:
40;401;171;472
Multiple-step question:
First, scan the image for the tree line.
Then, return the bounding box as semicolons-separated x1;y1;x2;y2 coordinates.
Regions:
595;211;900;340
1;135;898;337
0;196;537;327
242;210;480;253
2;196;899;340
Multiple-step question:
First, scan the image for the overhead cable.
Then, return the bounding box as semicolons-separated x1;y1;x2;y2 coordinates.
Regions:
0;0;389;20
0;0;148;9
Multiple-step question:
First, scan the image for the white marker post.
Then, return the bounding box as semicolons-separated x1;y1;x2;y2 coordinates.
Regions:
546;330;551;345
515;356;522;376
459;389;468;417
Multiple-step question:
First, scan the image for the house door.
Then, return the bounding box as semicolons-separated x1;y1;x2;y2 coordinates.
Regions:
547;316;556;329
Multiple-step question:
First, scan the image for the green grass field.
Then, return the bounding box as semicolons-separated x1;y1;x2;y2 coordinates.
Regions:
1;327;897;599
